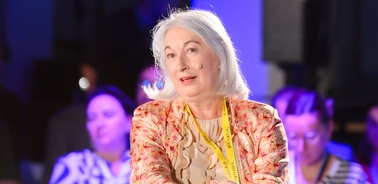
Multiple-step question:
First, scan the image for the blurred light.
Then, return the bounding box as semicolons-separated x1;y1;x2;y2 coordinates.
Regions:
79;77;90;91
142;79;164;90
142;79;150;87
156;80;164;90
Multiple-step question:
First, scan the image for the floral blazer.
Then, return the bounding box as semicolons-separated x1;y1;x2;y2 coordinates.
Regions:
130;97;289;184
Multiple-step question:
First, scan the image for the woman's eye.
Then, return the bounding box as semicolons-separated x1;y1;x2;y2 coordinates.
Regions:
166;53;174;59
287;132;297;139
304;131;317;139
186;48;196;54
104;111;115;118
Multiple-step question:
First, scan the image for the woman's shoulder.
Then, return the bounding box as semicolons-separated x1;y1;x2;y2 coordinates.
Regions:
134;99;185;116
136;100;177;112
334;156;365;171
229;98;281;132
230;98;275;114
55;148;92;164
329;155;368;181
133;99;185;128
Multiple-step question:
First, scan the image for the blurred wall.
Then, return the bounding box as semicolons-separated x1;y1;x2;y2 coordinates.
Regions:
5;0;54;102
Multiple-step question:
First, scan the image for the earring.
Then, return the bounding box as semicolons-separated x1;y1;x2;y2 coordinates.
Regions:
142;80;151;87
156;80;164;90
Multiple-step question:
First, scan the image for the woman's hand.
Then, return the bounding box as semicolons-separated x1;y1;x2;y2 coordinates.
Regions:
210;180;237;184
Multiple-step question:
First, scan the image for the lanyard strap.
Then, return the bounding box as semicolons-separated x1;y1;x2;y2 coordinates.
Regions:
185;99;240;183
314;151;330;183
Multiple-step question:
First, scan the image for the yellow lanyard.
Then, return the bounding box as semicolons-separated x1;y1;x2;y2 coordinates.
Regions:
185;99;240;183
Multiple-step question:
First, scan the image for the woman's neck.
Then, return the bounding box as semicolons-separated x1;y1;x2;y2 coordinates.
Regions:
297;153;330;184
95;146;126;177
95;142;127;163
185;97;224;120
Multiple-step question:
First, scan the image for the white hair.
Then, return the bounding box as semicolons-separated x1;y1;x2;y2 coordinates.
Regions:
143;8;250;101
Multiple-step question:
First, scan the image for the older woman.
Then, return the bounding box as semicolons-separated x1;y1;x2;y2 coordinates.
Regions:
284;89;368;183
130;9;288;184
49;85;135;183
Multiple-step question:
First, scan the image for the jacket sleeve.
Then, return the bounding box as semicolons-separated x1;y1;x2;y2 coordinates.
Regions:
251;108;289;183
130;105;177;184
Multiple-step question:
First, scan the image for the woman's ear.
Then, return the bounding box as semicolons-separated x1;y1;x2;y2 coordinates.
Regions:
326;120;334;140
326;98;334;117
325;98;335;140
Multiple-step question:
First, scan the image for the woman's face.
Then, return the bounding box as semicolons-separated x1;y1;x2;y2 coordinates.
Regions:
164;27;220;101
367;107;378;149
86;94;130;151
284;112;330;165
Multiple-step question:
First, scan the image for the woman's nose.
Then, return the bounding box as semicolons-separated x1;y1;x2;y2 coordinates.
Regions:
295;138;306;153
94;118;105;127
178;54;190;72
180;65;188;72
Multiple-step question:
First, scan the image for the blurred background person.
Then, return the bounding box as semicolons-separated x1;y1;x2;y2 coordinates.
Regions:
284;89;367;183
42;61;98;184
43;61;159;183
271;85;300;120
356;97;378;183
271;86;355;161
49;85;135;183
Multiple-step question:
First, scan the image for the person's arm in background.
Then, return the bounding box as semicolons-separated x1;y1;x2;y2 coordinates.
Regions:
48;153;81;184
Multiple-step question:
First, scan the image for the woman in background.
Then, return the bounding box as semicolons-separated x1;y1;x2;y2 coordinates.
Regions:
49;85;135;183
271;86;355;161
284;89;368;183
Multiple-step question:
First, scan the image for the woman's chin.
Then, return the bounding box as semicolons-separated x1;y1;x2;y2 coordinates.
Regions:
93;140;113;150
297;156;317;166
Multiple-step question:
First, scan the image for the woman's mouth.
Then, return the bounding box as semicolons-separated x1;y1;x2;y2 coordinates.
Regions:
180;76;196;84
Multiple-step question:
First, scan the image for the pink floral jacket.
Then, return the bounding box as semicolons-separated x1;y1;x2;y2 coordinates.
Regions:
130;97;289;183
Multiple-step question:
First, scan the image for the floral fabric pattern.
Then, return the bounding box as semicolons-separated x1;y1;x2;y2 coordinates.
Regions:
130;98;289;184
